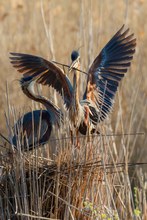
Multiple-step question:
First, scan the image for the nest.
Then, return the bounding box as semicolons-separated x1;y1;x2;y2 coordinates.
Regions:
0;142;105;220
0;134;145;220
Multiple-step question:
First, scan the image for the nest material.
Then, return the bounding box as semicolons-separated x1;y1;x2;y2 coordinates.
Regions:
0;146;103;219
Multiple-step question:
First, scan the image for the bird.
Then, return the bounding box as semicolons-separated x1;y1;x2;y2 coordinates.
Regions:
10;25;136;146
12;76;63;151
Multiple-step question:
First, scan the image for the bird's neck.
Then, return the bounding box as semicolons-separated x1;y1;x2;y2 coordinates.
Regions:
22;81;59;124
72;70;80;110
22;81;44;105
69;69;84;128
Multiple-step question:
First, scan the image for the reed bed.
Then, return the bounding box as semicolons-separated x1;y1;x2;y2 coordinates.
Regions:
0;106;146;219
0;1;147;219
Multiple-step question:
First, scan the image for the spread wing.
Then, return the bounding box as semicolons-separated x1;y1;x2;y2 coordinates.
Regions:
10;53;73;109
83;25;136;121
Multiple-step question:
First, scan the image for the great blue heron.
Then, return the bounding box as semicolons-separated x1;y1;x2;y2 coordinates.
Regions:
10;25;136;146
12;76;63;151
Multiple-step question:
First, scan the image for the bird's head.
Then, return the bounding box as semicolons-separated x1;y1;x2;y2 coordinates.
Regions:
20;76;34;87
69;50;80;72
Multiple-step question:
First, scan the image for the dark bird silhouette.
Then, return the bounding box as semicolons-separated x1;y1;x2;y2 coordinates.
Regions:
12;76;63;151
10;25;136;146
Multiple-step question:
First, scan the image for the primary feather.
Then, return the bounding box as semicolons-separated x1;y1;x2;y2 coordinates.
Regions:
10;25;136;135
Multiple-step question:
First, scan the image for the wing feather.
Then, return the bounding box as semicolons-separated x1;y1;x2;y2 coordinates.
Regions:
84;25;136;121
10;53;73;109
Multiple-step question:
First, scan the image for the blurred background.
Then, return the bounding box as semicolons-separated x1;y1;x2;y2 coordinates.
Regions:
0;0;146;170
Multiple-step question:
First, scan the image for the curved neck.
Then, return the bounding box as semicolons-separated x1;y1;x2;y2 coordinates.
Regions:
22;81;48;107
21;81;60;122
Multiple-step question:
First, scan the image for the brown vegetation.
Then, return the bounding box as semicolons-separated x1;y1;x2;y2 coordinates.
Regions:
0;0;146;219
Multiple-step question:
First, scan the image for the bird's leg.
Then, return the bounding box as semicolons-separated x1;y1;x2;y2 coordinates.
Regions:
84;106;89;125
87;127;93;161
76;128;80;148
87;126;91;142
84;111;93;159
70;128;74;145
70;127;80;148
84;106;91;142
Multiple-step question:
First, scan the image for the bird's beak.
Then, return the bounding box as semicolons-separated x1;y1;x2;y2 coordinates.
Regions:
69;57;80;73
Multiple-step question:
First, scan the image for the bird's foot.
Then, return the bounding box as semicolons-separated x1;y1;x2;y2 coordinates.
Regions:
75;140;80;149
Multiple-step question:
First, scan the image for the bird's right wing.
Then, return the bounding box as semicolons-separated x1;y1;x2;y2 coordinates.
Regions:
83;25;136;121
10;53;73;109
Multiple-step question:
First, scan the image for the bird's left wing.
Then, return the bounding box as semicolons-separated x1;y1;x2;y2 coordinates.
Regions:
10;53;73;109
83;25;136;121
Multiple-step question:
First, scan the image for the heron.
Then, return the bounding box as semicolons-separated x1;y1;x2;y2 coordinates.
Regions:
10;25;136;146
12;76;63;151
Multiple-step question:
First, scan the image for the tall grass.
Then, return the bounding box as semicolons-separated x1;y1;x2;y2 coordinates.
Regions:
0;98;146;219
0;0;147;219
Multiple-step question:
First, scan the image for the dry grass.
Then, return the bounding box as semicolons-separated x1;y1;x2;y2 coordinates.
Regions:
0;108;146;219
0;0;147;219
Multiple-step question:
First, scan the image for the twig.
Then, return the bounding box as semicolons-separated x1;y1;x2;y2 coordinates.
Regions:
48;132;144;142
0;132;11;144
17;212;59;220
52;60;88;75
49;191;90;217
